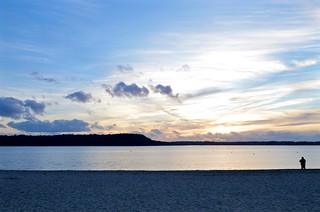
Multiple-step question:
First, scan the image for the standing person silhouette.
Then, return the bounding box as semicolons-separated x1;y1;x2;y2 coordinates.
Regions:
299;157;306;170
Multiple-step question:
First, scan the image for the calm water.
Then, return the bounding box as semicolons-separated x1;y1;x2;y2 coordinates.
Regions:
0;146;319;170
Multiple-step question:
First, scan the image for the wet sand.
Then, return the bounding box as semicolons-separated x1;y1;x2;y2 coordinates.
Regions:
1;170;319;211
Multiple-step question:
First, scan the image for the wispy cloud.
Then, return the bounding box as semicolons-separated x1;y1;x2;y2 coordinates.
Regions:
230;111;320;129
183;87;223;100
292;58;319;68
176;64;190;72
117;65;134;72
0;41;46;53
31;72;58;83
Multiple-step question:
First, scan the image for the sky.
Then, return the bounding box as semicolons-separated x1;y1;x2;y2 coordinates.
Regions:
1;0;320;141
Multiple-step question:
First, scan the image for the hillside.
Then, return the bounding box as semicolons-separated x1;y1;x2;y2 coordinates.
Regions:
0;134;163;146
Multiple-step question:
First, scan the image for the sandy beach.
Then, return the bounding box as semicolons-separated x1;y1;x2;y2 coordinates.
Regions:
1;170;319;211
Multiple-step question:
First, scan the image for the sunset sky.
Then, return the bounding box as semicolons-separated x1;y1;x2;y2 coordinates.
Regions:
1;0;320;141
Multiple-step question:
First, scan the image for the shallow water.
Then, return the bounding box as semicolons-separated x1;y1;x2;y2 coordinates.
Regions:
0;145;319;170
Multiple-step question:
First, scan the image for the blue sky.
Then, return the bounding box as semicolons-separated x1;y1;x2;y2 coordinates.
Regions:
1;0;320;141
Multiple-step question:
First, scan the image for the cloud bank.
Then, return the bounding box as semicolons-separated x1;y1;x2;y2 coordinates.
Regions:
8;119;90;133
0;97;45;120
65;91;94;103
165;130;320;142
105;82;149;98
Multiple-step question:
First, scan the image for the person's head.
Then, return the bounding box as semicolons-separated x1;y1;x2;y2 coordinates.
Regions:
302;157;304;159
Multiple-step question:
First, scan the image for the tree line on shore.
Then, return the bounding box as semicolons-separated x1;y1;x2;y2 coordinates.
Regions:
0;134;319;146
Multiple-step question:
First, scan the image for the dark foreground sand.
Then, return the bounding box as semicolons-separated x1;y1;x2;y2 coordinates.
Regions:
1;170;320;211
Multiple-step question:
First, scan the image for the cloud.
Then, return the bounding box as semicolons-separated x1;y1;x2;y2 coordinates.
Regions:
229;111;320;129
31;72;57;83
91;122;116;130
24;99;46;115
117;64;134;72
150;129;162;135
176;64;190;72
8;119;90;133
167;130;320;142
146;129;164;140
0;97;45;120
292;59;319;68
65;91;94;103
219;131;320;142
172;130;180;135
183;87;223;100
105;82;149;98
150;84;180;101
0;123;6;128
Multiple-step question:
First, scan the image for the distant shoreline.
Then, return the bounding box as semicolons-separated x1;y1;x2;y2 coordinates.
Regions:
1;134;320;146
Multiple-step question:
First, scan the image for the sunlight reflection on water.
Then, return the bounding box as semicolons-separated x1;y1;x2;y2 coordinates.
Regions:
0;146;319;170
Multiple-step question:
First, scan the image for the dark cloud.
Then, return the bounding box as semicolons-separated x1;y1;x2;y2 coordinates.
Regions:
117;64;134;72
31;72;57;83
24;100;46;115
105;82;149;98
8;119;90;133
0;97;27;119
91;122;116;130
151;84;180;101
65;91;94;103
0;97;45;120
